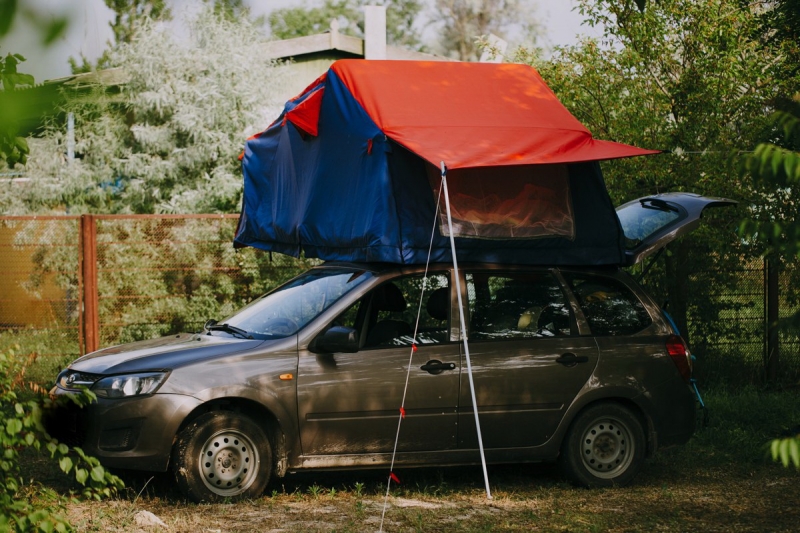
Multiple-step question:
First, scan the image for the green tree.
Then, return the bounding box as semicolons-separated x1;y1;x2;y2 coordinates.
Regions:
71;0;171;73
269;0;424;50
0;51;34;168
5;5;288;215
430;0;540;61
514;1;776;351
105;0;170;49
739;104;800;466
755;0;800;108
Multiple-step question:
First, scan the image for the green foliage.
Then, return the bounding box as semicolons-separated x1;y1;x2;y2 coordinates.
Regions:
89;221;313;345
105;0;171;47
268;0;424;50
8;5;288;215
771;435;800;468
739;105;800;260
737;104;800;467
756;0;800;82
268;0;540;60
0;51;34;168
0;53;34;91
511;0;776;351
0;347;124;532
430;0;540;61
0;0;68;44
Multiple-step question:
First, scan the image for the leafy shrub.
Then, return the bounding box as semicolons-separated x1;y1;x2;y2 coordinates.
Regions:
0;346;123;532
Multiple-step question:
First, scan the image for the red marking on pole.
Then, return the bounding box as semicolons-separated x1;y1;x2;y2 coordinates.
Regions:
390;472;400;485
399;406;406;419
412;343;417;352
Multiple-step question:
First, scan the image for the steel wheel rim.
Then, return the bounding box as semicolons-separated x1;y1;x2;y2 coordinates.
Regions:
580;417;635;479
199;429;260;497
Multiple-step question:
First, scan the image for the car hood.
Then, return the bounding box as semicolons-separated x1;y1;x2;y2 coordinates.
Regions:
69;333;269;375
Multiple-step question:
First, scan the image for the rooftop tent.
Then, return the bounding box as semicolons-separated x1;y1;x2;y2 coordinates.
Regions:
234;60;658;265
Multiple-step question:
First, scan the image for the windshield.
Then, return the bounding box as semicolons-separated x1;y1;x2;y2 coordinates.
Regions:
616;199;686;250
217;268;373;339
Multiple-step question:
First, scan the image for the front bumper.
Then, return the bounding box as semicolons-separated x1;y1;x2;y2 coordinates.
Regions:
46;388;202;472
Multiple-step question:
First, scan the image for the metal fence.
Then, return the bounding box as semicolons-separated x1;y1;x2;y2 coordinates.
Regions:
1;216;82;356
1;214;798;386
0;215;311;359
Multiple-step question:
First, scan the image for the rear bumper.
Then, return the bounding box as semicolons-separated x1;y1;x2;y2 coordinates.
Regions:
46;388;201;472
647;380;697;449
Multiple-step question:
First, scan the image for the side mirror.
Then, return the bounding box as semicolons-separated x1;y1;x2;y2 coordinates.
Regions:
311;326;359;354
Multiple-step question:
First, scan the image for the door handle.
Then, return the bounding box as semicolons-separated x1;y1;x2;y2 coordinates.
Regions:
555;352;589;367
420;359;457;375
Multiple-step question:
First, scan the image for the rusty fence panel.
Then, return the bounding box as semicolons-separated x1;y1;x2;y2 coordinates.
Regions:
0;214;311;360
0;216;83;358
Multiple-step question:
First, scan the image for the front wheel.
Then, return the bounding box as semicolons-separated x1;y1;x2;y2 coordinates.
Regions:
559;403;645;488
172;411;272;502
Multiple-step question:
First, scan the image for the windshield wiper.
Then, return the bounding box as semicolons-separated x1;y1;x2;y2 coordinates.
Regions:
204;320;253;339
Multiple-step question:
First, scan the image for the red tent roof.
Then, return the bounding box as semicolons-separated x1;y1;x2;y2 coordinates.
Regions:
325;60;658;169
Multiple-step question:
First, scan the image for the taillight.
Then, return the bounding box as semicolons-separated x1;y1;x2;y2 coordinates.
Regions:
666;335;692;382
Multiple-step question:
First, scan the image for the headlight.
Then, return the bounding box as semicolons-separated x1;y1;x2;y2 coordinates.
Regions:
92;372;168;399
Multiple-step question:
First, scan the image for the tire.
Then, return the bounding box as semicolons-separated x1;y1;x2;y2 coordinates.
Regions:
172;411;271;502
559;402;645;488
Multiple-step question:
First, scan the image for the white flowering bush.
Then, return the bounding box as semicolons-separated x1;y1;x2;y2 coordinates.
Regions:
3;5;288;215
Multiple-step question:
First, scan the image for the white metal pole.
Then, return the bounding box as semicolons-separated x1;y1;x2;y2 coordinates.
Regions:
67;112;75;163
440;161;492;499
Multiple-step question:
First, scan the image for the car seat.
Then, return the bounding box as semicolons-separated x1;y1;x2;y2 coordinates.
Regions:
426;287;449;321
365;283;412;346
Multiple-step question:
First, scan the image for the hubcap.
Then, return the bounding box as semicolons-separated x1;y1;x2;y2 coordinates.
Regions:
199;429;259;496
580;417;635;479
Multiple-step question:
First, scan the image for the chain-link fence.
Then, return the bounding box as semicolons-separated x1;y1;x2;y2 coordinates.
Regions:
688;265;766;386
673;260;800;387
1;214;798;386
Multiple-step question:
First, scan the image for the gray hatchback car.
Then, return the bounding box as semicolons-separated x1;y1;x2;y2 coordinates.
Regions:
49;193;732;501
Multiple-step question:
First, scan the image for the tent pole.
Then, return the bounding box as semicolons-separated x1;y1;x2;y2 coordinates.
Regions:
440;162;492;500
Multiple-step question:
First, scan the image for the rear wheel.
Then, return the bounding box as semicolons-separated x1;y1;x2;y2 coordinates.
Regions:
173;411;271;502
559;403;645;487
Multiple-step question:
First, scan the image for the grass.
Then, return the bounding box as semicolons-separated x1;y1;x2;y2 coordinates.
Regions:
15;385;800;532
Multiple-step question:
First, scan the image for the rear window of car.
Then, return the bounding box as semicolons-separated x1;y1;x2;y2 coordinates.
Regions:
616;199;686;250
466;271;572;340
562;272;652;336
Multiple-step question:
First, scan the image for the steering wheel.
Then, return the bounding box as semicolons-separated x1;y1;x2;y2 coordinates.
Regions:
261;317;298;336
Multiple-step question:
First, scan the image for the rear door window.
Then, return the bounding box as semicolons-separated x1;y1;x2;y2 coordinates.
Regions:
562;273;652;336
466;271;572;339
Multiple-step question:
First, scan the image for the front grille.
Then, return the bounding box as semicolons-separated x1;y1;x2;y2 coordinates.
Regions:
58;370;101;390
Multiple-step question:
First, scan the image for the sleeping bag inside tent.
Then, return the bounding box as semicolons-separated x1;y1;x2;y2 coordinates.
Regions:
234;60;658;265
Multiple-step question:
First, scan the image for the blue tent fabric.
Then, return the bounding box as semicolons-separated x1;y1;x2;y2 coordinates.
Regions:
234;64;628;266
